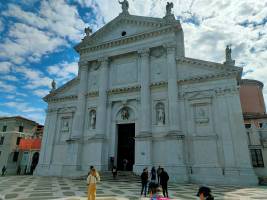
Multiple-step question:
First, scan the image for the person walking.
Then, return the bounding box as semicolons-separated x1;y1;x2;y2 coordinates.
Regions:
140;168;149;197
196;186;214;200
157;166;161;184
112;166;117;179
1;166;6;176
87;168;100;200
160;168;169;198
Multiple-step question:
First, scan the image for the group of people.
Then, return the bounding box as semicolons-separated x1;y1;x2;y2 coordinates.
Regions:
141;166;169;198
86;165;214;200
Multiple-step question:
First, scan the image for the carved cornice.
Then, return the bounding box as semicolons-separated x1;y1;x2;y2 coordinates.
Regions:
176;57;242;72
87;91;99;97
214;86;239;96
45;95;78;103
107;85;141;95
77;25;179;55
150;81;168;89
177;71;240;85
182;86;239;99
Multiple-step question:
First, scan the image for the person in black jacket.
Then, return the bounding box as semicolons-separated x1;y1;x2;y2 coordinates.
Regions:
140;168;149;197
160;168;169;198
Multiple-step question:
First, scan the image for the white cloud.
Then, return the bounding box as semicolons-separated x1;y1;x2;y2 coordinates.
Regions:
5;95;16;99
2;75;18;82
0;23;67;64
14;66;52;89
0;62;12;74
33;89;50;97
3;101;43;113
47;61;78;84
0;80;16;93
0;18;3;33
3;1;86;42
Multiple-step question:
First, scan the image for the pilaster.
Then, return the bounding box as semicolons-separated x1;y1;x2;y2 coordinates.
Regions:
71;61;89;139
138;48;151;135
96;57;109;137
165;43;180;133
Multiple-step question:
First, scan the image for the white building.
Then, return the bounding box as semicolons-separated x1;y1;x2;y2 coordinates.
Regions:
36;1;258;185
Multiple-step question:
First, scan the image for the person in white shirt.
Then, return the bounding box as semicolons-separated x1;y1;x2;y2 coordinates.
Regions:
87;168;100;200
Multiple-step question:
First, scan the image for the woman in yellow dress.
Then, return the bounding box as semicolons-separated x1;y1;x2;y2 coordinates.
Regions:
87;168;100;200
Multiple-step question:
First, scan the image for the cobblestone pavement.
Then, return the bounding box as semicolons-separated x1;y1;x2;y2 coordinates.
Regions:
0;176;267;200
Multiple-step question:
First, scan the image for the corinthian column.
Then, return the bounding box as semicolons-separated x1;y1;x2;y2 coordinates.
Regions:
166;44;180;132
139;48;151;135
71;61;89;139
96;57;109;137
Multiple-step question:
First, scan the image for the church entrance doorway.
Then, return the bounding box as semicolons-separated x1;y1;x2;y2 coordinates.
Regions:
117;123;135;171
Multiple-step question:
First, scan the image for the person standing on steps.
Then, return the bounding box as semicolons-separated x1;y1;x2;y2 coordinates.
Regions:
123;158;128;171
140;168;149;197
150;166;156;183
87;168;100;200
157;166;162;184
112;165;117;179
160;168;169;198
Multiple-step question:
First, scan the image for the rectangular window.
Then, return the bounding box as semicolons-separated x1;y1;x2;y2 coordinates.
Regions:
13;152;19;162
0;137;4;145
250;149;264;167
16;137;21;145
19;126;24;132
2;126;7;132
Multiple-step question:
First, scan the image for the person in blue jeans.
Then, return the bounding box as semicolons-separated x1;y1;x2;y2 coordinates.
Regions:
140;168;149;197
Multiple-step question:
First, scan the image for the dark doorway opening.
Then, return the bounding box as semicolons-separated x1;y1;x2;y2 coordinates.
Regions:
117;123;135;171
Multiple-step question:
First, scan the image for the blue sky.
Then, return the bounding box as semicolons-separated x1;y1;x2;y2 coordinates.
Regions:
0;0;266;124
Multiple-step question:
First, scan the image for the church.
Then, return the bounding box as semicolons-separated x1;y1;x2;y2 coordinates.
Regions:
36;1;258;185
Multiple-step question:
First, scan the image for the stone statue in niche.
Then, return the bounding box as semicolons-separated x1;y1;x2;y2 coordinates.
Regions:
121;107;129;120
90;110;96;129
62;118;70;131
195;106;209;124
156;103;165;125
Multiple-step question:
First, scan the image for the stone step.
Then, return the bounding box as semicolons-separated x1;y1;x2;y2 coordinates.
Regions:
259;177;267;185
75;171;141;182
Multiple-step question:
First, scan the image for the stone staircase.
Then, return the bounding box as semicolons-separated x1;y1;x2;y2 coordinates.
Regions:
99;171;141;182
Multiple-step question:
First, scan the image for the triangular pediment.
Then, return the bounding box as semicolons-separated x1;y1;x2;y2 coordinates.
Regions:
44;78;79;101
77;14;176;48
177;57;242;80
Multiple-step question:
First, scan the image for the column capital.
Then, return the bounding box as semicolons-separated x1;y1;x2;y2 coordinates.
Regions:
98;57;109;64
138;48;150;57
164;43;176;53
78;61;88;71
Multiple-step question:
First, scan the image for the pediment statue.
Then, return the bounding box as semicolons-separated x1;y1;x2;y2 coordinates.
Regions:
166;2;173;15
119;0;129;14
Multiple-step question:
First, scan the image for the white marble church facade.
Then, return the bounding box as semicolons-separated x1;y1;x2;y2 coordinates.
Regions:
36;1;258;185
